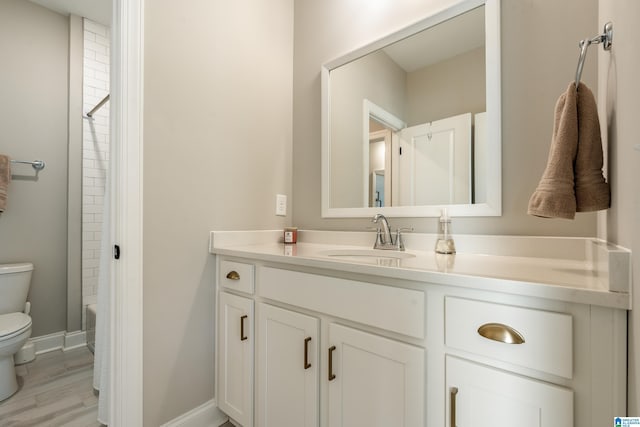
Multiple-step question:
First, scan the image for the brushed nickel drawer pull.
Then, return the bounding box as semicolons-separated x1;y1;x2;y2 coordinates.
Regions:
226;271;240;280
328;346;336;381
477;322;525;344
450;386;458;427
240;315;248;341
304;337;312;370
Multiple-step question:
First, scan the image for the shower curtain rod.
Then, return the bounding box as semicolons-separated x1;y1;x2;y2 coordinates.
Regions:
86;94;110;118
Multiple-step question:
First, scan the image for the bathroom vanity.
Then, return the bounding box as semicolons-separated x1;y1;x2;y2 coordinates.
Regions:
210;230;630;427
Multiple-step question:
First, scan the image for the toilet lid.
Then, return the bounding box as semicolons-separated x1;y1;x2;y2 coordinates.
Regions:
0;312;32;338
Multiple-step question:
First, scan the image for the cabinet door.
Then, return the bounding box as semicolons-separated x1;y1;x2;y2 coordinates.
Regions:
328;323;425;427
446;357;573;427
218;292;254;427
257;303;319;427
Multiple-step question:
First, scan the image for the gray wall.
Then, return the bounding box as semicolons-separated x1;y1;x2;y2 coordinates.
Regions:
292;0;598;236
142;0;293;425
67;14;83;334
597;0;640;414
0;0;70;337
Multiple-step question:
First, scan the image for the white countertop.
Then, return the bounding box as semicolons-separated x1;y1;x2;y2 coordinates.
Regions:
209;230;631;310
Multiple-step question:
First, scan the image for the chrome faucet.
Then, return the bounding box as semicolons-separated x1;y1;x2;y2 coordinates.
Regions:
371;214;409;251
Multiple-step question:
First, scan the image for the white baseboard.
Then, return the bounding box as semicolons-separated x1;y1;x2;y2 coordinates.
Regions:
30;330;88;355
64;330;87;351
32;331;64;354
160;400;228;427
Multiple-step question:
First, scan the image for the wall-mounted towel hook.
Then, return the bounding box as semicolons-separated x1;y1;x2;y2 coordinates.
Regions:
575;22;613;88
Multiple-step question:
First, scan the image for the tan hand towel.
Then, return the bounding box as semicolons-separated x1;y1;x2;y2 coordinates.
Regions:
0;155;11;213
575;82;610;211
527;83;578;219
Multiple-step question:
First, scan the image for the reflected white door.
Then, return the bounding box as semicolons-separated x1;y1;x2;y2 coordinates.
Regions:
474;112;487;204
397;113;472;206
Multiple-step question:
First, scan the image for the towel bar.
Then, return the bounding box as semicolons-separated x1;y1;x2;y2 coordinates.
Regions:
10;160;45;171
575;22;613;88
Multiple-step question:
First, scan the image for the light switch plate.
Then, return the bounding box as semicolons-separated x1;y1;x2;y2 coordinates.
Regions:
276;194;287;216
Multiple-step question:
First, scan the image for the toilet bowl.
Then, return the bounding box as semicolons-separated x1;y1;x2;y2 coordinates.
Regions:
0;313;31;400
0;263;33;401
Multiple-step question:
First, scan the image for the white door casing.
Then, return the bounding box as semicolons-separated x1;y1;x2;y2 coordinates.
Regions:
110;0;144;425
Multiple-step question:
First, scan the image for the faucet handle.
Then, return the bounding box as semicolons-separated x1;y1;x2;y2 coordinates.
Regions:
394;227;413;251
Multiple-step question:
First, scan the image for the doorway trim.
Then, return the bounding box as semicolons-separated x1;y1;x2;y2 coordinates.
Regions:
110;0;144;424
362;99;405;208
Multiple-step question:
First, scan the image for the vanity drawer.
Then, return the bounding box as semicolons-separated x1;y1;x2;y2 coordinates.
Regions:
259;267;424;339
445;297;572;378
219;260;255;295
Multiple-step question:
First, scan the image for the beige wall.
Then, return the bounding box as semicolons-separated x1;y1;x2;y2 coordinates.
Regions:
406;46;485;125
0;0;70;337
293;0;598;236
330;50;406;208
142;0;293;425
597;0;640;414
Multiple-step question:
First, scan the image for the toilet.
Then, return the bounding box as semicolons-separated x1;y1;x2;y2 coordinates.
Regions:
0;263;33;401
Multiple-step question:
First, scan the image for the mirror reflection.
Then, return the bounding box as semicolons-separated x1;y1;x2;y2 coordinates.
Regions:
323;0;501;217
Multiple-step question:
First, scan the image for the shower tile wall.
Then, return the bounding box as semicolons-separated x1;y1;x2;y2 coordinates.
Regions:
82;19;110;329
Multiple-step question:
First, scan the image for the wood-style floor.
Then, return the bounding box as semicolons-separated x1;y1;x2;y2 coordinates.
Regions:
0;347;102;427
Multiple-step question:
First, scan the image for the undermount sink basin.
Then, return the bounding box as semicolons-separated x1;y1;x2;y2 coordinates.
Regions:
319;249;416;259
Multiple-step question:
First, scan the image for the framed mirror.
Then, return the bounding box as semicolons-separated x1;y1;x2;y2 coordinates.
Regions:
321;0;501;218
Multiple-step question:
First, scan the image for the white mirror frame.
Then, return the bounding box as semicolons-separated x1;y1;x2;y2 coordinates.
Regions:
321;0;501;218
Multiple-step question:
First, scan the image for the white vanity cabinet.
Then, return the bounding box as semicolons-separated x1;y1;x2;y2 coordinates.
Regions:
218;291;254;427
217;259;427;427
257;303;319;427
257;266;426;427
441;296;624;427
443;299;574;426
217;260;256;426
327;323;425;427
215;253;627;427
446;357;573;427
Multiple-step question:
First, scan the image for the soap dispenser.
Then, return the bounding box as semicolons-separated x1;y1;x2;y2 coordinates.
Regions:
435;209;456;254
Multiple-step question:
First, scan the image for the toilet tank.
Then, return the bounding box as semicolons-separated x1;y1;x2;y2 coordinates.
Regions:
0;263;33;315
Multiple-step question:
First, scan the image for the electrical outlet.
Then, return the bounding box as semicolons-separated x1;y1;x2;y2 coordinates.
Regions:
276;194;287;216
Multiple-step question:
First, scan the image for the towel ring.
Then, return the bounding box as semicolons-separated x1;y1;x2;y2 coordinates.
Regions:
575;22;613;89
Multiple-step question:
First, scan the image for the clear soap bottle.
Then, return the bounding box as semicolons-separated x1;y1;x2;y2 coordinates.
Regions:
435;209;456;254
